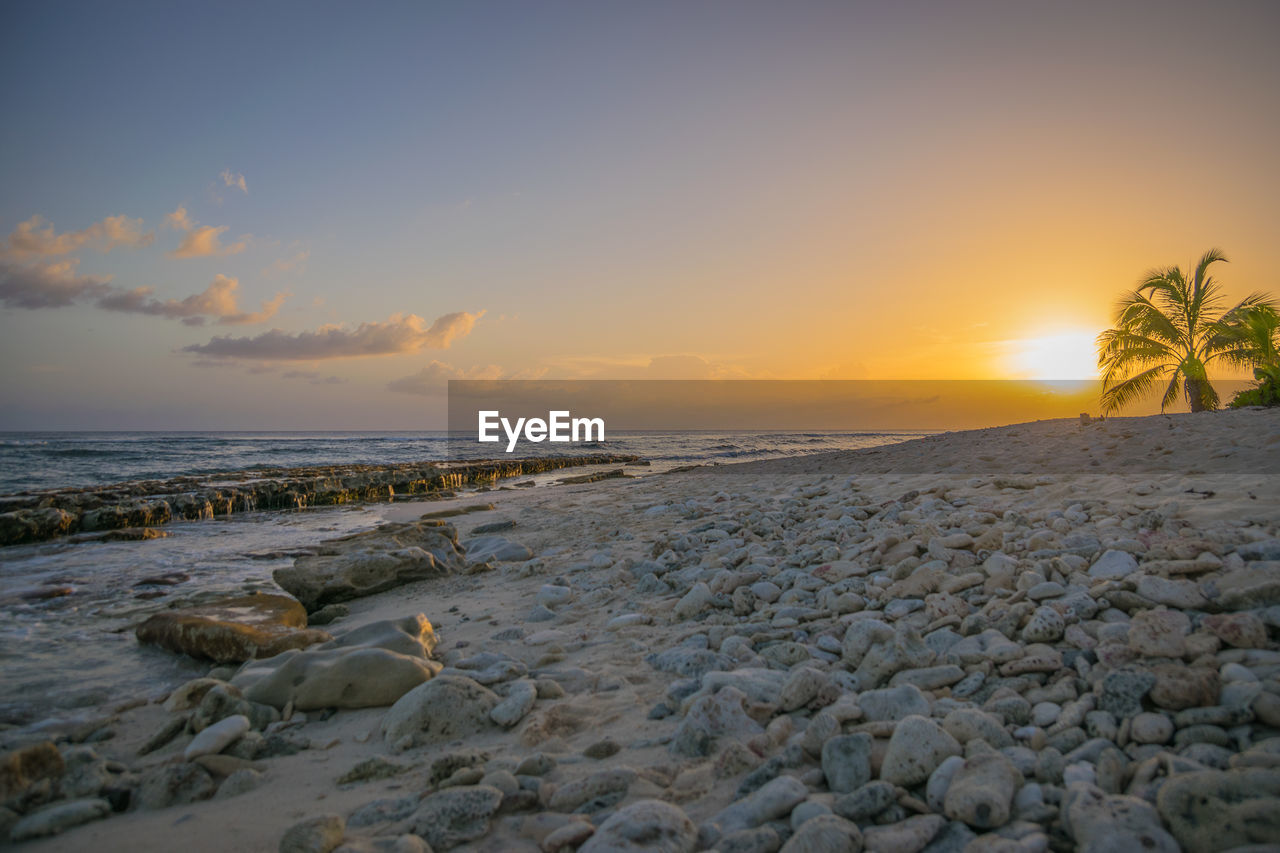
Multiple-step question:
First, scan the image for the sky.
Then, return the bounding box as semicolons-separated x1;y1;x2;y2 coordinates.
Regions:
2;0;1278;429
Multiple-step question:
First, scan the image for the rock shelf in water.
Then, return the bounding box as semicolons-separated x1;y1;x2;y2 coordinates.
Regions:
0;454;642;546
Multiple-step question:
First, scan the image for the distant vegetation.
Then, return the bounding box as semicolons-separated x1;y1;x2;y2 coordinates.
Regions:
1096;249;1279;413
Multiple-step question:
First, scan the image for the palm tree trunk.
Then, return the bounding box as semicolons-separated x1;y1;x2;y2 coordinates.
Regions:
1185;377;1211;412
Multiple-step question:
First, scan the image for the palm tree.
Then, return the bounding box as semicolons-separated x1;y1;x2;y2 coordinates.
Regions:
1096;249;1274;414
1212;303;1280;368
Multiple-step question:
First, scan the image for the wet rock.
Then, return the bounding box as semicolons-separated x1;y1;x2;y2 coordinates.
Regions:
778;814;862;853
580;799;697;852
136;594;331;663
409;785;503;849
880;715;962;787
382;675;498;749
9;798;110;841
1156;768;1280;851
943;752;1021;829
280;814;345;853
275;520;466;610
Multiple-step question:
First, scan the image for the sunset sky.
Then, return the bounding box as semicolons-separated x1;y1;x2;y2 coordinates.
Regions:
2;1;1278;429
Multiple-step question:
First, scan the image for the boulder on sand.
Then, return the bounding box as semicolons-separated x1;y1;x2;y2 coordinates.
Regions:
274;520;466;611
135;594;331;663
232;614;441;710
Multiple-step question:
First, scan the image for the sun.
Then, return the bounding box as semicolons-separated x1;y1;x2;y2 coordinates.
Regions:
1004;329;1101;380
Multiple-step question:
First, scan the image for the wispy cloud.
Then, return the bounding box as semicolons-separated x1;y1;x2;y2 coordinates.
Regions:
0;259;114;308
96;274;286;326
0;215;154;261
387;360;508;396
184;310;484;361
262;249;309;278
166;205;195;231
170;225;248;259
220;169;248;194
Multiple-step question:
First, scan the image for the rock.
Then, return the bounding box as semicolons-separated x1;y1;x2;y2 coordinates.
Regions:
1202;613;1269;649
135;594;331;662
335;837;431;853
134;762;216;809
9;798;110;841
0;741;65;800
713;826;781;853
675;583;714;620
184;713;250;760
490;679;537;727
409;785;504;850
926;755;966;812
858;684;930;722
833;780;896;822
778;814;862;853
1129;712;1173;745
1062;782;1179;852
943;752;1021;829
880;715;962;787
308;603;350;625
275;520;466;610
382;675;498;749
1089;550;1138;579
464;535;534;563
280;814;345;853
164;677;225;711
1127;609;1190;658
714;775;808;833
1097;669;1156;718
1022;607;1064;643
549;767;637;812
822;733;873;794
1135;576;1207;609
1149;664;1219;710
234;615;441;710
1237;539;1280;561
861;814;945;852
216;767;264;798
1156;768;1280;851
672;686;763;757
842;619;934;688
580;799;697;852
780;667;827;712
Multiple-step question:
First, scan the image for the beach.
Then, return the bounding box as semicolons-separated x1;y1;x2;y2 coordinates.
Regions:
3;409;1280;851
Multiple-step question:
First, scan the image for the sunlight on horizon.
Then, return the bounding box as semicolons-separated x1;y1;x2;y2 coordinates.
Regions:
1004;330;1102;380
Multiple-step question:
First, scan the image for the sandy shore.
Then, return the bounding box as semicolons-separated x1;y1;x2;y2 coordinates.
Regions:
4;409;1280;851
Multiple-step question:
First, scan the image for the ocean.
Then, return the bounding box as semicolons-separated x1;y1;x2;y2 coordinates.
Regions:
0;429;930;726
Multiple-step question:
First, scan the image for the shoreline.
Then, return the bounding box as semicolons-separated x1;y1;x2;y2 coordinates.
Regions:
2;409;1279;850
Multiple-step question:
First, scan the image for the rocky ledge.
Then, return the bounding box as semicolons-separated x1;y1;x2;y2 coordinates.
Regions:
0;455;642;547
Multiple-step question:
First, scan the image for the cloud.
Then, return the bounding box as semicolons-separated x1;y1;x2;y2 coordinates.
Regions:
170;225;248;259
1;215;154;261
166;206;194;231
184;310;484;361
0;259;114;308
542;354;756;380
220;170;248;193
282;370;346;385
96;274;285;325
262;249;309;277
387;360;507;396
